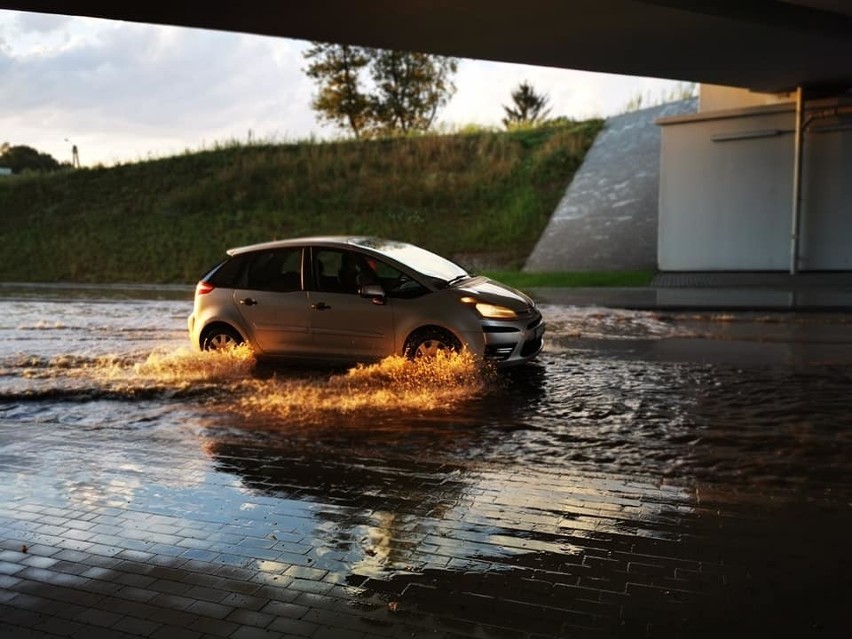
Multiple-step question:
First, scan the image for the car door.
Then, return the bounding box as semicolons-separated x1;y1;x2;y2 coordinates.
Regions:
307;247;396;360
233;247;313;356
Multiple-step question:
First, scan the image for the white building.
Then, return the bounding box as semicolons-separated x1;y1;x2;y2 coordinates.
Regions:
658;86;852;272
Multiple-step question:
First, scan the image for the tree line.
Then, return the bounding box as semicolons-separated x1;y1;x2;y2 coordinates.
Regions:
303;42;553;138
0;142;64;175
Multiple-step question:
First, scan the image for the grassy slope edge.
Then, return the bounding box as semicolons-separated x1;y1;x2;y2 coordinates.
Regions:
0;122;607;284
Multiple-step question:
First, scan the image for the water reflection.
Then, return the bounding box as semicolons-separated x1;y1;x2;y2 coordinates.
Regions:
199;398;696;582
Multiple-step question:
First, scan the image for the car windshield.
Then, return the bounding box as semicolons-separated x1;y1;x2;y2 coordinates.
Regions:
350;238;469;286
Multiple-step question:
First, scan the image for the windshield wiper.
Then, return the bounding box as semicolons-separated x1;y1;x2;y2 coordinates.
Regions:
446;274;471;287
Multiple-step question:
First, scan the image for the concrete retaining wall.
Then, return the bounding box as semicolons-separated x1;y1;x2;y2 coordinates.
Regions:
524;99;697;272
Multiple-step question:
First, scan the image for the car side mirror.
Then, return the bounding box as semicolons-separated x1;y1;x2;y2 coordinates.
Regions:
360;284;386;305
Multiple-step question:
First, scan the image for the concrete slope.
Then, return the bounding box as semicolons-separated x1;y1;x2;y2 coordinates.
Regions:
524;98;697;272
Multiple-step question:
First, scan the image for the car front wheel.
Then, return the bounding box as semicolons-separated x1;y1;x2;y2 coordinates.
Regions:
404;327;461;360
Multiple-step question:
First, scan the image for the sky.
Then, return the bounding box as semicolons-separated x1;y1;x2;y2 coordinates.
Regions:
0;9;694;167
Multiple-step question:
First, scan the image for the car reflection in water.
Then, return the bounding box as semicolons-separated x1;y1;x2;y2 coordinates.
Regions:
194;349;851;638
197;362;704;637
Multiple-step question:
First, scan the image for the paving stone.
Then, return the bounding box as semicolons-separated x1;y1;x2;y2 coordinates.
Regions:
74;606;124;628
225;608;275;628
187;615;240;637
185;600;234;620
266;616;320;637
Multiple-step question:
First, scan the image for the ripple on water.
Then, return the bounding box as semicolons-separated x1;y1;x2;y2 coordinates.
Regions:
1;299;850;495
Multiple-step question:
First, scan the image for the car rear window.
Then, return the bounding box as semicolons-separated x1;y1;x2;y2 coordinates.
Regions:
208;254;247;288
245;249;303;292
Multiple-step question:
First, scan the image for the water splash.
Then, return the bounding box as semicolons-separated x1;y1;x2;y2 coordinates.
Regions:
236;350;492;420
3;340;492;421
130;345;256;384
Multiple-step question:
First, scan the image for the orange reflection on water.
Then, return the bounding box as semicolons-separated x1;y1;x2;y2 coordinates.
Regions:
237;350;492;419
91;345;492;421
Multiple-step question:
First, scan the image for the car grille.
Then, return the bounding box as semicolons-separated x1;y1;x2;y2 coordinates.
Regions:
483;326;520;334
520;336;543;357
484;344;515;361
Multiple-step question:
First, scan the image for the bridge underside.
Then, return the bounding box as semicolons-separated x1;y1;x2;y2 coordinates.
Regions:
2;1;852;93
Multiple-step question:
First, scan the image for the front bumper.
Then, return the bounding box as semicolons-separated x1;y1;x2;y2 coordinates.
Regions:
482;311;545;366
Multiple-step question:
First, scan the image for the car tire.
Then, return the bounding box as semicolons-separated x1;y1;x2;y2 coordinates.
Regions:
201;325;244;351
404;327;461;360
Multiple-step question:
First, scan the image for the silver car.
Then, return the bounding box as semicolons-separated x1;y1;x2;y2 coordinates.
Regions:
187;236;544;367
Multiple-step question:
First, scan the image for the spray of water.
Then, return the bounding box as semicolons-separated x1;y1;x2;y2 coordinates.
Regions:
132;345;256;384
237;350;492;419
71;344;494;420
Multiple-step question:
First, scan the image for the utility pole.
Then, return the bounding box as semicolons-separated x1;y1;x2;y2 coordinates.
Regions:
65;138;80;168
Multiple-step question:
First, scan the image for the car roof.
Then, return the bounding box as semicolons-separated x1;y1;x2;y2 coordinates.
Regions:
226;236;379;257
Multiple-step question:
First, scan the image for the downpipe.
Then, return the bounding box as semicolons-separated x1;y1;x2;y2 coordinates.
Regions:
790;86;804;275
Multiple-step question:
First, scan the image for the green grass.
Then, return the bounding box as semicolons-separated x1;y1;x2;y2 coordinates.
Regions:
0;120;604;284
481;270;655;288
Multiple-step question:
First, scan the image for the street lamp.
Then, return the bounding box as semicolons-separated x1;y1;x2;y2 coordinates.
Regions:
64;138;80;168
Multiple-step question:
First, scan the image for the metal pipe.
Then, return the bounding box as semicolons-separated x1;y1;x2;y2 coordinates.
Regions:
790;87;805;275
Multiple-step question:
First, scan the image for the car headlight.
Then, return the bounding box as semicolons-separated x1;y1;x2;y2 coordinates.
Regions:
461;297;517;319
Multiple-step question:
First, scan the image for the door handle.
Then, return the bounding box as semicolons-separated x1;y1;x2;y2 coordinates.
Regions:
311;302;331;311
240;298;258;306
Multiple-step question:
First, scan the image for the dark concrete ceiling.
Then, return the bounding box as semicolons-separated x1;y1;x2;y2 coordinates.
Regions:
2;0;852;93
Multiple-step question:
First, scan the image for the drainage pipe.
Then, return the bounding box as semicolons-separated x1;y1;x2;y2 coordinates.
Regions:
790;87;805;274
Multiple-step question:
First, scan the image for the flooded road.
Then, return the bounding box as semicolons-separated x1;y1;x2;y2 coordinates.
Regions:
1;287;850;638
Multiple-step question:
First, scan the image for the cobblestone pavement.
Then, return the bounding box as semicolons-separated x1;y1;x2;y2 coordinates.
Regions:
1;298;851;638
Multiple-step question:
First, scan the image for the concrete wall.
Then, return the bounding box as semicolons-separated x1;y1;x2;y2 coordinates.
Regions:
524;99;696;272
658;105;794;270
801;118;852;269
658;99;852;271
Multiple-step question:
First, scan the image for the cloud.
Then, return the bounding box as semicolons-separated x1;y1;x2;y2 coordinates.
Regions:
439;59;689;129
13;10;72;34
0;11;324;164
0;10;690;166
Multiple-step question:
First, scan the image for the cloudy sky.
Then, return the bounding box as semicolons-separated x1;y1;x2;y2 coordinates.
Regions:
0;9;692;167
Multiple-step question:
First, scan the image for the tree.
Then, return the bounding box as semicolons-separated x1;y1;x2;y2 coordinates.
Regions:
369;50;458;135
303;43;372;139
0;144;61;174
303;43;458;138
502;81;551;128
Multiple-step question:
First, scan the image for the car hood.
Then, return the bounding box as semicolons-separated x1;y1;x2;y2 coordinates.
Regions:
454;276;535;312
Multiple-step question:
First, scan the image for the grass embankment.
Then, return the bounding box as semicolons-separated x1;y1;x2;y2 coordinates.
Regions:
0;122;609;284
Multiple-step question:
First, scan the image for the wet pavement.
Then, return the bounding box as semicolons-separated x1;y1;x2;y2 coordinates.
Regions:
1;287;851;638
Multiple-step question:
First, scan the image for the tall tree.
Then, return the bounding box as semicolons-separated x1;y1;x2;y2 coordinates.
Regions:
303;43;372;139
502;81;551;128
369;50;458;135
303;43;458;138
0;144;61;174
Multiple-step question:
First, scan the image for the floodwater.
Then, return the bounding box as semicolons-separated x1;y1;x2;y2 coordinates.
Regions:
1;285;851;637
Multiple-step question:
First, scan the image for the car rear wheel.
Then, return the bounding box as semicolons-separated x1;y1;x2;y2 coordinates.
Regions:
404;328;461;360
201;325;244;351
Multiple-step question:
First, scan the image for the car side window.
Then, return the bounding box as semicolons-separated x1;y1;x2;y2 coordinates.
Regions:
244;248;302;292
314;249;367;295
312;249;428;298
372;260;428;298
